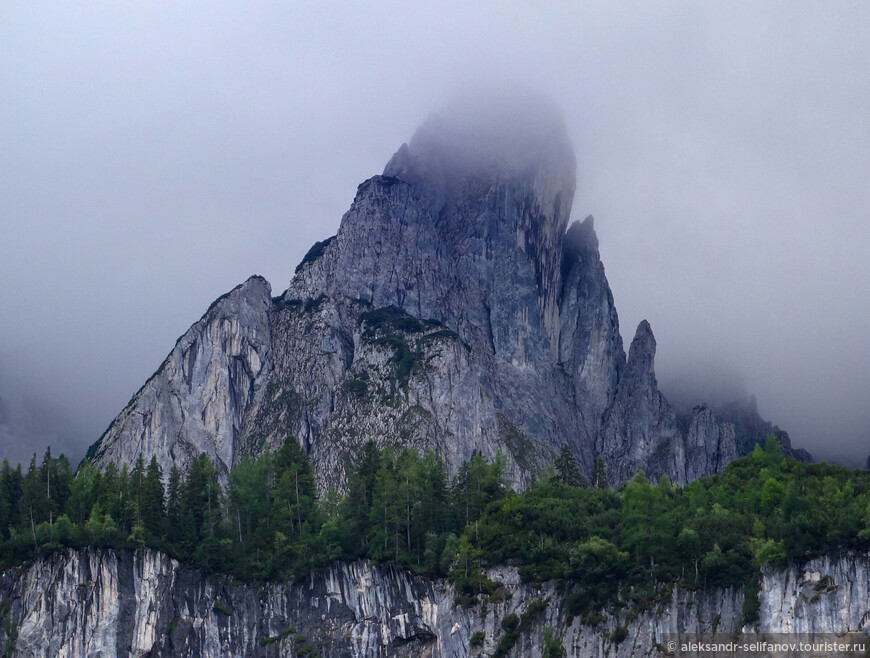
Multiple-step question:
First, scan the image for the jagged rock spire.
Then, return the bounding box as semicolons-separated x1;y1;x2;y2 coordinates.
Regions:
598;320;681;485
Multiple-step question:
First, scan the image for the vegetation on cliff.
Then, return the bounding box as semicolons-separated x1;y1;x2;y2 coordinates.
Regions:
2;437;869;618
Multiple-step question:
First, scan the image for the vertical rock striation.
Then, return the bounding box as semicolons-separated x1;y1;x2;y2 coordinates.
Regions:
88;276;274;479
558;216;625;455
2;548;869;657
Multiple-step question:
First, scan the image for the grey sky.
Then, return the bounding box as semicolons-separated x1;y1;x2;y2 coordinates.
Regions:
1;2;868;466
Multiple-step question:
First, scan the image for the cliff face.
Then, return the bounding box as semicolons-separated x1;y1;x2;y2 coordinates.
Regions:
86;100;806;490
87;276;274;478
2;548;869;657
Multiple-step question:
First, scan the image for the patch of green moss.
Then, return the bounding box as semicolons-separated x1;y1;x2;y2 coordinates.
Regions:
420;328;460;343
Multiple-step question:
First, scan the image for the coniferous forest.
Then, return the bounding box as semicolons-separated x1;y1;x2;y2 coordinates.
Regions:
2;437;870;622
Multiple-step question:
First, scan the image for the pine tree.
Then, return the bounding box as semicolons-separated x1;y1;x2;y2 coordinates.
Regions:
271;437;318;576
342;441;380;556
0;460;22;540
20;455;46;544
369;448;403;563
141;456;165;540
180;454;219;546
272;437;317;536
130;454;146;528
554;445;587;487
226;453;272;578
65;460;101;526
619;471;672;575
40;448;55;525
117;464;134;532
592;456;608;489
99;462;120;515
166;465;182;547
417;452;450;545
52;454;73;516
452;453;507;530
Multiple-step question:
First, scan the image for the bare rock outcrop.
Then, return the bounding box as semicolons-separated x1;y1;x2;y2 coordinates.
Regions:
3;548;868;657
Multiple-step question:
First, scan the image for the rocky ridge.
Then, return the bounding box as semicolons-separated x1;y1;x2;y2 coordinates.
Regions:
86;100;808;490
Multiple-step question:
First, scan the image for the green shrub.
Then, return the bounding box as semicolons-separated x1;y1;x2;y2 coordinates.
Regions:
303;294;327;312
342;378;369;398
612;625;628;644
212;601;232;616
542;627;565;658
360;306;425;335
742;578;761;625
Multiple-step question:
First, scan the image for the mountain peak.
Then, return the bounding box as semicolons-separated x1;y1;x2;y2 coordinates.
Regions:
564;215;599;257
88;97;804;495
625;320;658;383
383;91;576;228
385;91;575;181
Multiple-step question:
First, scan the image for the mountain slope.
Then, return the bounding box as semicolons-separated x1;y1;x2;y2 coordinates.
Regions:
87;99;808;488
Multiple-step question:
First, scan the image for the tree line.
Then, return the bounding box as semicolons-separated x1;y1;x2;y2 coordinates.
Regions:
0;438;507;582
2;437;870;622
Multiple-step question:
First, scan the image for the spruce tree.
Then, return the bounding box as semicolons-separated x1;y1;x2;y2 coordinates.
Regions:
592;457;608;489
130;454;146;529
0;460;22;540
65;460;101;526
141;456;165;540
165;465;181;547
20;455;46;543
342;441;380;556
554;445;587;487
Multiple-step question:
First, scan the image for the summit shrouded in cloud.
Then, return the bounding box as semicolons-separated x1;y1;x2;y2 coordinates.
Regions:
389;89;575;178
2;3;869;467
85;93;807;497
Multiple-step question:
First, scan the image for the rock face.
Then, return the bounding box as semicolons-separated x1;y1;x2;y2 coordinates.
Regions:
87;99;807;489
88;277;274;478
2;547;870;657
710;396;811;463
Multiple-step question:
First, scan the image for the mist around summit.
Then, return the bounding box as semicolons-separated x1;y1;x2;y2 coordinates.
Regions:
3;6;870;655
395;89;575;178
1;3;869;468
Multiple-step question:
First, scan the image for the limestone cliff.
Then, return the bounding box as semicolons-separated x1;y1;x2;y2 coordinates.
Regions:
2;548;869;657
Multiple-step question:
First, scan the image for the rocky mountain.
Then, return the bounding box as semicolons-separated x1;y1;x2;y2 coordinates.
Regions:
85;99;808;491
2;547;868;657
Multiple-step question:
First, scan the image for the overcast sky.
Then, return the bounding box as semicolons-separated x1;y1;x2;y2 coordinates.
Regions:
1;2;868;467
